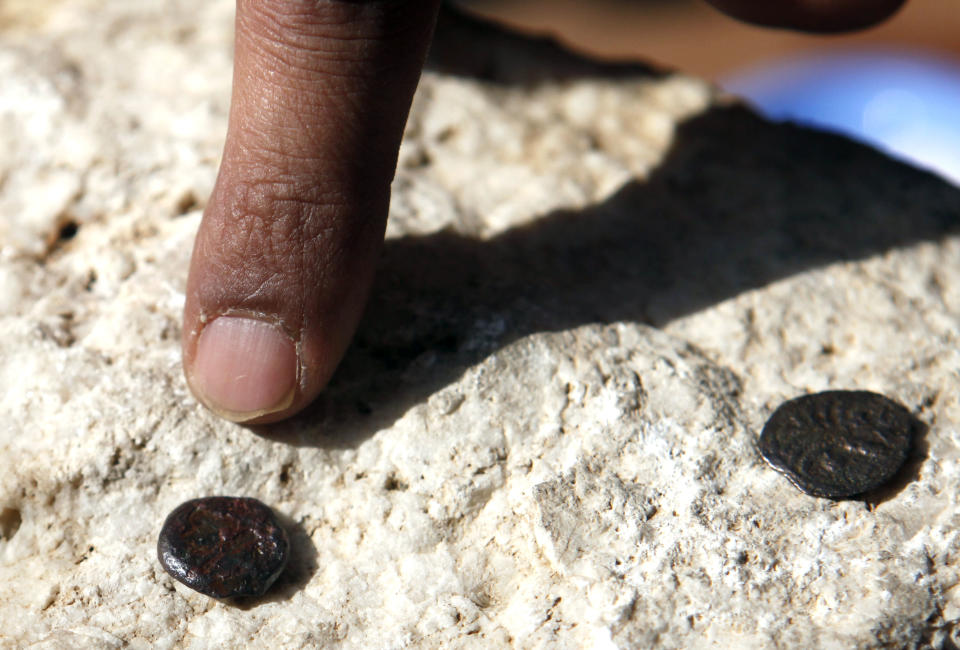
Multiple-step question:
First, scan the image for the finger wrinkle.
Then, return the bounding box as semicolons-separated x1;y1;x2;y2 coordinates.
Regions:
239;271;289;306
216;181;369;258
240;25;383;77
235;73;366;128
224;163;364;207
243;1;434;44
228;137;380;195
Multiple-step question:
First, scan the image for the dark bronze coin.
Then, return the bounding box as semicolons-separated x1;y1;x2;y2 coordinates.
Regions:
759;390;916;498
157;496;289;599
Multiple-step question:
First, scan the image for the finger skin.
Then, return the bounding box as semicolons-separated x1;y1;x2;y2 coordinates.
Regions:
704;0;907;32
183;0;441;423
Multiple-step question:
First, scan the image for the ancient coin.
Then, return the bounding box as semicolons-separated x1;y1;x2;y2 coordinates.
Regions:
157;496;289;599
759;390;916;498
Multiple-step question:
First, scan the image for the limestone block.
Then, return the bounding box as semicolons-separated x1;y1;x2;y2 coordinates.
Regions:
3;1;960;648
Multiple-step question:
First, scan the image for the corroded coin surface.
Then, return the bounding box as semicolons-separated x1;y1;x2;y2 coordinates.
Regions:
157;496;289;599
759;391;917;498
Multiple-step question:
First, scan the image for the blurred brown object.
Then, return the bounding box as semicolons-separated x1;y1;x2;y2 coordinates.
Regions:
466;0;960;79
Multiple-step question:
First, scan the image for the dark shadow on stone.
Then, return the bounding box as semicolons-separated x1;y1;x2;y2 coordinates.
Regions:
226;510;318;609
862;415;931;507
425;3;663;84
253;104;960;449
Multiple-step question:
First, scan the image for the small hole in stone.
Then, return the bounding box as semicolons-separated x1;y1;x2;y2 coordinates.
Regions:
384;474;408;492
174;191;198;216
0;507;22;540
57;220;79;241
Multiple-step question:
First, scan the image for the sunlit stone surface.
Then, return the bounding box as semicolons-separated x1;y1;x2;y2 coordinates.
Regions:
2;1;960;647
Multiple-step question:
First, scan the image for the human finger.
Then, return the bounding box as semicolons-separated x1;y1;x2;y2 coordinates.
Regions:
182;0;441;423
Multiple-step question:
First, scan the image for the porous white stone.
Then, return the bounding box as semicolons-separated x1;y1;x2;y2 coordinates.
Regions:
3;1;960;648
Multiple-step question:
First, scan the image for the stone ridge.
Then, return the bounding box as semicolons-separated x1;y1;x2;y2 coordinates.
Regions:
2;1;960;648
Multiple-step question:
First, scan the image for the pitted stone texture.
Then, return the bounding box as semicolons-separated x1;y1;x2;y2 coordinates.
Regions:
4;1;960;649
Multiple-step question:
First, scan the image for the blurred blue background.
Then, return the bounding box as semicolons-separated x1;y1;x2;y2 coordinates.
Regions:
474;0;960;184
723;50;960;185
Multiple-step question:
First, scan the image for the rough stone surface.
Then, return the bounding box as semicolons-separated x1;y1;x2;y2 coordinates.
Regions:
3;1;960;648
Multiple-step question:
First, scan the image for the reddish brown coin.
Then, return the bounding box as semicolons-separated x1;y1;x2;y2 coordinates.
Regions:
157;496;289;598
759;391;916;498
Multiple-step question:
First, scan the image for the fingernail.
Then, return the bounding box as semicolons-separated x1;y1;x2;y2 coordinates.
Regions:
188;316;298;422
